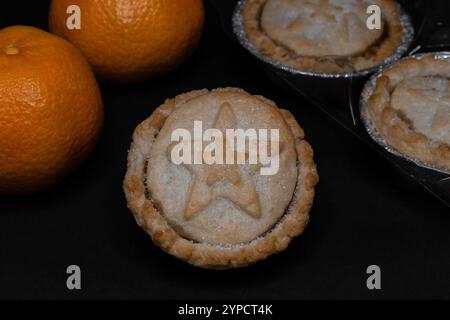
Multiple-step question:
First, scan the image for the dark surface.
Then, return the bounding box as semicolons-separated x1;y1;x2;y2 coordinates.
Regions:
0;1;449;300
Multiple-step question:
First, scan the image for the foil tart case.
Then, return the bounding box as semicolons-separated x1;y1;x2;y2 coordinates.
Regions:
360;52;450;175
232;0;415;78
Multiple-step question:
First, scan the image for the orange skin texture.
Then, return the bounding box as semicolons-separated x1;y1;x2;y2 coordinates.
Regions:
49;0;205;82
0;26;104;194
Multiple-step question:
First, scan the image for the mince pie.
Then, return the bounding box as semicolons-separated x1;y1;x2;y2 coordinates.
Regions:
241;0;405;74
124;88;318;269
363;54;450;172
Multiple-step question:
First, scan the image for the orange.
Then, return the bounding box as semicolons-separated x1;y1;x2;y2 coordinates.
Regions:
49;0;205;82
0;26;103;194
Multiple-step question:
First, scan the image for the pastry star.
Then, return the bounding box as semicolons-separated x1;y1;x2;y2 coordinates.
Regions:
174;102;262;221
403;85;450;134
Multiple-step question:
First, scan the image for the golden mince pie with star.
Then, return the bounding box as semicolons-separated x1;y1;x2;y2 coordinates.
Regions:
363;54;450;172
124;88;318;269
240;0;405;74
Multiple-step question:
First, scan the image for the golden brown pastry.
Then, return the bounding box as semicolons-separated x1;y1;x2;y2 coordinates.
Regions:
363;55;450;172
124;88;319;269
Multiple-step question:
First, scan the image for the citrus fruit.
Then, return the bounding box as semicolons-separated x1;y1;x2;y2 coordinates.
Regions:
49;0;205;82
0;26;103;194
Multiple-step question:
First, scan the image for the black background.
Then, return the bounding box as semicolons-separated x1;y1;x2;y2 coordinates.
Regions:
0;0;449;300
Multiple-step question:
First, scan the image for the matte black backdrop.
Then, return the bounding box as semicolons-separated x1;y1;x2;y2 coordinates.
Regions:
0;0;448;300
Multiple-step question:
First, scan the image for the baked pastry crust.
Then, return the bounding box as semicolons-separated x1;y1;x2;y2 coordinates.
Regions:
124;88;318;269
363;55;450;172
241;0;404;74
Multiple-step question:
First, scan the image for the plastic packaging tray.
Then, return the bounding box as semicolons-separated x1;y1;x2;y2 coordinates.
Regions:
207;0;450;207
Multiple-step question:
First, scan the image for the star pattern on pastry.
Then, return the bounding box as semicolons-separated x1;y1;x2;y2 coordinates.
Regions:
262;0;384;57
392;77;450;137
169;102;265;221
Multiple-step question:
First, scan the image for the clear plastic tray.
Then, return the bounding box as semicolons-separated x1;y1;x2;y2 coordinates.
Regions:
207;0;450;207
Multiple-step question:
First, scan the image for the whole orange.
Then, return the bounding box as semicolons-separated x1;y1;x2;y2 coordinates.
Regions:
49;0;205;82
0;26;103;195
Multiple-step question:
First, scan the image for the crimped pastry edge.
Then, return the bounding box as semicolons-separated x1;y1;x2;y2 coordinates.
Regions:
123;88;319;269
363;55;450;172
